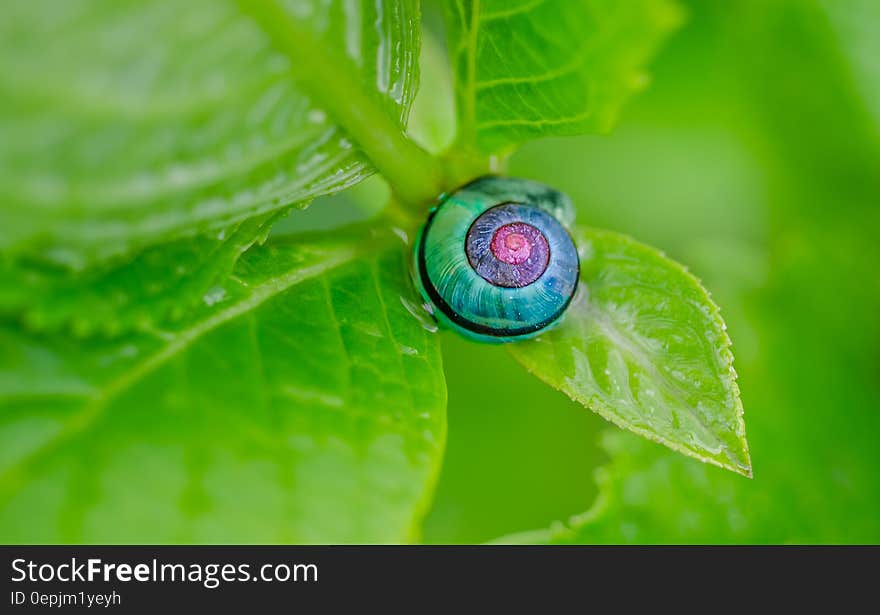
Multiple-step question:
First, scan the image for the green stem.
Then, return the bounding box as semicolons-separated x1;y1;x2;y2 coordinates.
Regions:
380;196;422;235
458;0;481;147
240;0;444;207
441;142;500;190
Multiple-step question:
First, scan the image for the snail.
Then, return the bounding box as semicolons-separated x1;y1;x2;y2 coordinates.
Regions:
413;176;580;343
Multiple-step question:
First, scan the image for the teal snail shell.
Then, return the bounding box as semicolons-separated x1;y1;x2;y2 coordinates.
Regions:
413;176;580;343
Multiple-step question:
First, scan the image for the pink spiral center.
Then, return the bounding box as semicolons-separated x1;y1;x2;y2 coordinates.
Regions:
490;223;537;265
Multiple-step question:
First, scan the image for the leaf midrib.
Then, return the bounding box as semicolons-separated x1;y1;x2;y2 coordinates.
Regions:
588;305;723;451
0;239;375;498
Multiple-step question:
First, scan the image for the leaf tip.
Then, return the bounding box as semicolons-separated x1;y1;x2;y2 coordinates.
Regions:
718;435;752;478
734;445;754;479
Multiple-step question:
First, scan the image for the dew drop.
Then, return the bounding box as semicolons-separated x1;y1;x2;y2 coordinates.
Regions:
203;286;227;306
391;227;409;244
307;109;326;124
400;296;438;332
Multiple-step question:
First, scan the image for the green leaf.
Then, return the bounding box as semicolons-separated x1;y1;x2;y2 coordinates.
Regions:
0;212;281;337
508;227;751;476
0;0;421;268
442;0;683;153
0;232;446;542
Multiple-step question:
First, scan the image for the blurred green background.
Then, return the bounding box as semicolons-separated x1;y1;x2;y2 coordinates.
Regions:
416;0;880;543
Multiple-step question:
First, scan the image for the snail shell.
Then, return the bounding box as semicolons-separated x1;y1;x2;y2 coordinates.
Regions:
414;176;579;343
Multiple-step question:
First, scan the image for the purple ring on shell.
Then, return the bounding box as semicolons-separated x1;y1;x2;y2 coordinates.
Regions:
465;205;552;288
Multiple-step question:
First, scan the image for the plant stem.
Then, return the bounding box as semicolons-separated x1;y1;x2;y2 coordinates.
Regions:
441;141;502;190
380;196;422;235
240;0;445;208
